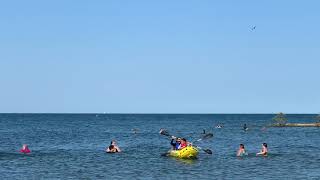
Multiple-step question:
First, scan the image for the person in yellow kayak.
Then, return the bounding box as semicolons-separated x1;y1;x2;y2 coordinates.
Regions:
170;136;181;150
178;138;191;150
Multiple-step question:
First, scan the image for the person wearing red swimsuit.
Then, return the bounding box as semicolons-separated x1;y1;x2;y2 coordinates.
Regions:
178;138;191;150
20;144;31;154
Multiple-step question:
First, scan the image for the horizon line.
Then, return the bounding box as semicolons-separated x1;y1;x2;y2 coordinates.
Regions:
0;112;318;115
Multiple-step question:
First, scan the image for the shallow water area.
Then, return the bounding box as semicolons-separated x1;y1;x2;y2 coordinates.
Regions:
0;114;320;179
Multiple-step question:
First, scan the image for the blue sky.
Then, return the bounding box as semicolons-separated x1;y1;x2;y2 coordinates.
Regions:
0;0;319;113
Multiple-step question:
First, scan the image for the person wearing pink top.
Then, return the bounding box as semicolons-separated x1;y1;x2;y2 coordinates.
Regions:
20;144;31;154
178;138;192;150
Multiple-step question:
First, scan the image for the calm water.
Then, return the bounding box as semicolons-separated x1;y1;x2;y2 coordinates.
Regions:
0;114;319;179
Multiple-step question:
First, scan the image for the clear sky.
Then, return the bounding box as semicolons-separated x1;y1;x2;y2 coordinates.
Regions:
0;0;319;113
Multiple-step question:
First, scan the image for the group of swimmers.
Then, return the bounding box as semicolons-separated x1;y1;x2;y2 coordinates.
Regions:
237;143;268;157
17;141;122;154
19;141;268;158
17;127;268;157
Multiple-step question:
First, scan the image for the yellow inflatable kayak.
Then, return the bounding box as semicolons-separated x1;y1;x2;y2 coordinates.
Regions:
168;146;199;159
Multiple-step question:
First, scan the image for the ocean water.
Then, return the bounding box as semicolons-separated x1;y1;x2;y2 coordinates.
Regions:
0;114;319;179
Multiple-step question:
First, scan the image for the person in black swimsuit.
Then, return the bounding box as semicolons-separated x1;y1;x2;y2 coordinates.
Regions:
106;140;121;153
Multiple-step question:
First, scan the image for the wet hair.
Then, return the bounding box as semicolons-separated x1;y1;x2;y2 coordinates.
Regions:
240;144;245;148
263;143;267;148
181;138;187;142
109;145;114;150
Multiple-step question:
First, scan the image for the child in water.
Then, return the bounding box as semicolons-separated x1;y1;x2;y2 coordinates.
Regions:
237;144;248;156
256;143;268;156
20;144;31;154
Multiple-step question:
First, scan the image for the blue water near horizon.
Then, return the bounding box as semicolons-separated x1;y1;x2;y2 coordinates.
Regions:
0;114;320;179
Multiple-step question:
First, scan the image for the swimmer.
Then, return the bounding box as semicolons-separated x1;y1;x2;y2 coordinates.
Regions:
215;124;222;129
20;144;31;154
177;138;192;150
106;140;121;153
106;145;119;153
237;144;248;157
243;124;248;131
132;128;139;134
256;143;268;156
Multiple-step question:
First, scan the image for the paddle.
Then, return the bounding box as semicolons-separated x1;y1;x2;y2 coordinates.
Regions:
159;129;213;155
159;129;174;156
194;146;213;154
193;133;213;143
191;133;214;154
160;129;213;141
159;129;172;137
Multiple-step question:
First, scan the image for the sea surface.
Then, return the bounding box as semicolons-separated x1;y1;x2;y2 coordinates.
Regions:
0;114;319;179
